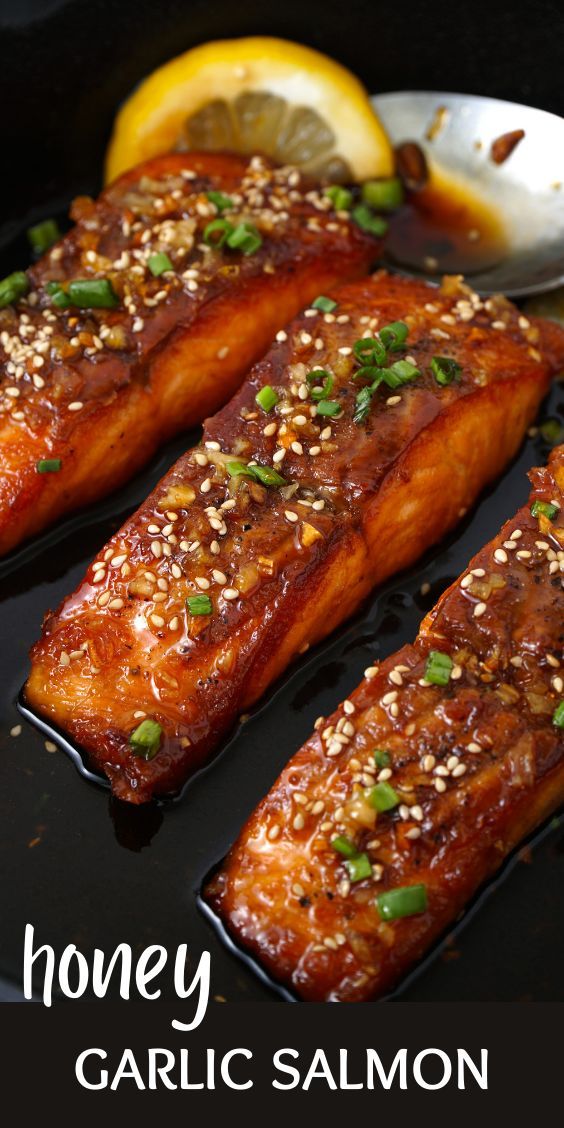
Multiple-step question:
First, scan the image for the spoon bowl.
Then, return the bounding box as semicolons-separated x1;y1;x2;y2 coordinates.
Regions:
372;91;564;297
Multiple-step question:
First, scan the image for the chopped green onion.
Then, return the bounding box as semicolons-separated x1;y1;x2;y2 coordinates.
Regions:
316;399;341;417
374;749;390;768
45;281;70;308
378;321;409;352
54;278;119;309
376;884;428;921
27;218;60;255
361;177;404;212
36;458;61;474
353;386;375;425
187;594;212;616
69;278;119;308
382;359;420;387
206;190;234;213
531;499;559;521
324;185;352;211
227;460;252;478
425;650;453;686
368;781;400;812
331;835;358;859
203;218;234;248
255;385;279;413
312;295;337;312
351;204;388;237
540;417;564;446
431;356;462;386
353;336;387;367
129;718;162;760
345;853;373;882
148;252;173;276
226;459;285;487
226;222;262;255
0;270;29;308
307;369;334;400
553;701;564;728
251;464;286;487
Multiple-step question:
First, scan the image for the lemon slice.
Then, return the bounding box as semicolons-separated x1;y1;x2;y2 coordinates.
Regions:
105;37;393;184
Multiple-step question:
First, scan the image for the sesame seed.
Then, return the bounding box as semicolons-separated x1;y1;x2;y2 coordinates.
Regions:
494;548;508;564
382;690;398;705
343;700;355;715
285;510;298;523
473;602;487;617
435;777;447;793
223;588;239;601
68;401;83;411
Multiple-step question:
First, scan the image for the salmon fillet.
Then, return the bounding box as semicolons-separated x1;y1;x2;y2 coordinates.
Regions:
0;152;375;554
205;444;564;1002
25;272;564;802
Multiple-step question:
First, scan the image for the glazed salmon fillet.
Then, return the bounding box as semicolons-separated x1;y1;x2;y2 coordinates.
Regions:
205;445;564;1001
0;152;375;554
25;272;564;802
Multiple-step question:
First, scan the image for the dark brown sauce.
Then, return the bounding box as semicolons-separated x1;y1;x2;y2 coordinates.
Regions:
386;165;507;277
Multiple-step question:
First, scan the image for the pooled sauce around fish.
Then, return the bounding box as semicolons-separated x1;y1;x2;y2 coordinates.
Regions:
386;164;508;277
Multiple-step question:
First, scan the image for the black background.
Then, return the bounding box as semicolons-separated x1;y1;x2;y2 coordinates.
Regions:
1;0;564;1016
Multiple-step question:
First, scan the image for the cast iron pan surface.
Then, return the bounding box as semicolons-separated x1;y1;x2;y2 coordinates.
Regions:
1;0;564;1002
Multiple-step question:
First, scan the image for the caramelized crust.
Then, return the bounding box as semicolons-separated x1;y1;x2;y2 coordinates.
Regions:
26;272;564;802
206;445;564;1002
0;152;375;554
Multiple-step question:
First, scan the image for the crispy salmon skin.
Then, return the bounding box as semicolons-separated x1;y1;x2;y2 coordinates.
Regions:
205;445;564;1002
26;272;564;802
0;152;375;555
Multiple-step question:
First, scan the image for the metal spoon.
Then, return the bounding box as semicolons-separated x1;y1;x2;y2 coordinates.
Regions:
371;91;564;298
